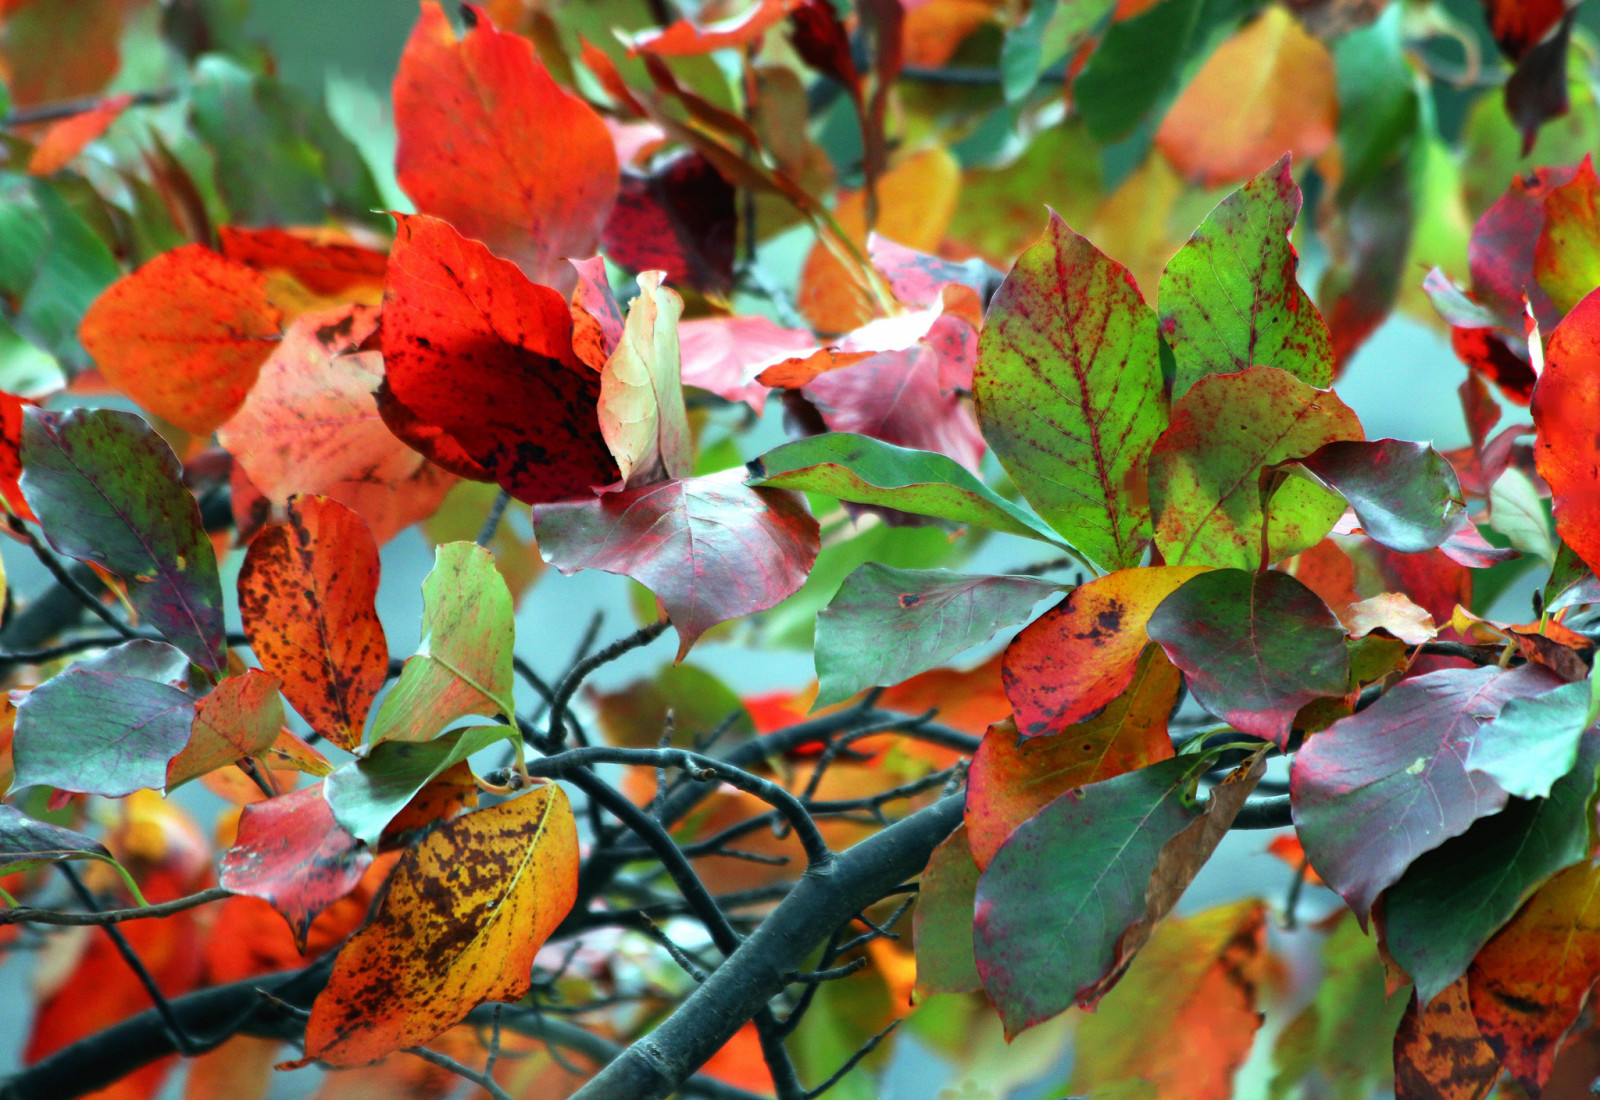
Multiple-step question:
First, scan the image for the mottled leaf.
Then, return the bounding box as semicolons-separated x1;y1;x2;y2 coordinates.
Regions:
381;213;619;504
393;1;618;291
238;495;388;752
77;243;282;435
814;566;1065;708
304;784;578;1065
801;344;986;470
1533;292;1600;574
974;213;1166;571
967;649;1179;869
166;670;287;790
1393;977;1501;1100
912;823;982;996
219;783;373;952
1298;439;1467;553
369;542;515;745
1002;565;1209;738
325;725;514;845
12;640;199;797
598;271;692;489
1533;156;1600;317
1148;568;1349;747
21;407;226;675
1149;366;1363;568
534;469;818;659
1159;156;1333;397
1384;734;1600;1003
1291;662;1564;919
748;432;1067;547
217;226;387;302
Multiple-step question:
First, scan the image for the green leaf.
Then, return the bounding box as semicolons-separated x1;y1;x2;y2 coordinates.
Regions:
1489;466;1555;564
1000;0;1059;102
1468;667;1600;800
0;171;116;371
912;823;983;995
1297;439;1466;553
325;725;515;845
814;566;1065;708
1384;734;1600;1003
1159;155;1333;397
1148;366;1362;569
974;214;1165;571
369;543;516;745
1331;6;1418;201
20;408;226;676
11;640;200;798
747;433;1070;549
1147;568;1349;748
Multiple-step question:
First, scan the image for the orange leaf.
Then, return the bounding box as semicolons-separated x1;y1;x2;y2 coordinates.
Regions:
393;1;619;291
165;669;287;789
237;495;387;751
1156;8;1337;187
1394;976;1502;1100
965;646;1179;869
79;244;283;436
631;0;800;55
1002;565;1210;738
699;1022;777;1094
27;92;131;176
218;226;387;302
304;784;579;1066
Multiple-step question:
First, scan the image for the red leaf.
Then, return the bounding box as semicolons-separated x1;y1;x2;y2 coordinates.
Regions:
26;92;131;176
802;345;985;469
78;244;283;436
219;782;373;952
393;1;618;291
1471;163;1578;331
0;390;37;521
678;315;805;411
534;469;819;658
1482;0;1570;60
570;256;625;373
1534;287;1600;573
600;150;736;294
632;0;800;55
217;226;387;300
381;213;619;504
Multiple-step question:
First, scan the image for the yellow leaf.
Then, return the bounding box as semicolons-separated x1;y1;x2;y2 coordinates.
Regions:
303;784;578;1066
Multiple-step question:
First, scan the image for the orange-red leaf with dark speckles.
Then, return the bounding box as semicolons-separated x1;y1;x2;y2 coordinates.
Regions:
1394;976;1502;1100
237;495;387;752
217;226;387;301
1002;565;1208;738
392;2;618;292
78;243;282;436
303;783;578;1066
165;669;286;790
219;782;373;953
1533;288;1600;575
381;214;620;505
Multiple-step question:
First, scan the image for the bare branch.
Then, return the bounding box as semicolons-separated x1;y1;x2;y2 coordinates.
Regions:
0;886;232;927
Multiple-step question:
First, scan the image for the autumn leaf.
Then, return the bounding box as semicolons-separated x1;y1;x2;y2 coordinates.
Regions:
21;407;227;676
1291;662;1564;920
912;823;982;996
801;343;986;469
324;725;515;845
392;1;618;291
1533;286;1600;574
1297;439;1467;553
369;542;515;745
966;648;1179;869
237;495;388;752
598;271;693;489
78;243;282;436
1149;366;1363;569
1467;667;1600;800
304;784;578;1066
813;565;1064;708
678;315;807;412
217;305;457;546
534;469;819;659
217;226;387;302
219;782;373;952
1393;976;1501;1100
975;212;1166;572
600;150;737;294
165;669;287;790
27;93;131;177
380;213;620;505
1002;565;1209;738
632;0;800;54
1533;156;1600;317
0;803;114;874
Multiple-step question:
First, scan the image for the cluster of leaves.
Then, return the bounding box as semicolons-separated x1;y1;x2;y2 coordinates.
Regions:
1;0;1600;1099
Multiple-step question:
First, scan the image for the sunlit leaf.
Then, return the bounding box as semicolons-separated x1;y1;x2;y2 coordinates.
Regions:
1533;156;1600;317
165;670;286;790
1489;466;1555;564
598;271;692;489
1297;439;1466;553
1533;292;1600;574
1468;666;1600;800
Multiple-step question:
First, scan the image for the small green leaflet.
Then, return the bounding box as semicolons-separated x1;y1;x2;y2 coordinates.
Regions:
325;725;516;845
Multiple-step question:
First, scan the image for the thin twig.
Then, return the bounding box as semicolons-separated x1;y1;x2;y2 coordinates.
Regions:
475;488;513;548
545;620;671;748
407;1045;514;1100
3;88;178;127
1283;858;1310;931
802;1019;901;1098
23;533;136;639
513;656;557;705
0;886;232;927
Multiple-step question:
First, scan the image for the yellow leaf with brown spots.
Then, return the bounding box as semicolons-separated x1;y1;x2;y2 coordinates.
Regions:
304;784;578;1066
1394;976;1501;1100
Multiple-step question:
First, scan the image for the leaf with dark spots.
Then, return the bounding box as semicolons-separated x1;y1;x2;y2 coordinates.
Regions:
1296;439;1467;553
1159;155;1334;398
324;725;515;846
304;784;577;1066
373;377;493;483
380;213;620;505
1291;662;1565;921
599;150;736;294
974;213;1166;572
76;243;282;436
1147;568;1349;748
1148;366;1364;569
1533;287;1600;575
219;782;373;953
21;407;227;676
1393;976;1502;1100
165;669;287;790
967;649;1179;870
813;565;1065;708
534;469;818;660
748;432;1070;547
0;803;113;874
392;1;618;292
1002;565;1208;739
12;640;200;797
237;495;387;752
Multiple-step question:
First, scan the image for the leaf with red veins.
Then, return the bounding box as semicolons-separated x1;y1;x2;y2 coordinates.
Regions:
803;346;986;471
533;469;819;659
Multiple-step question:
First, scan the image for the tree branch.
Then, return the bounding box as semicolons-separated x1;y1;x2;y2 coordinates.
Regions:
0;886;232;926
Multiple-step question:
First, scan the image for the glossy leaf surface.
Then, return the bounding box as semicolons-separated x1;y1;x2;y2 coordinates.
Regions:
1298;439;1467;553
1533;288;1600;574
325;725;514;845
